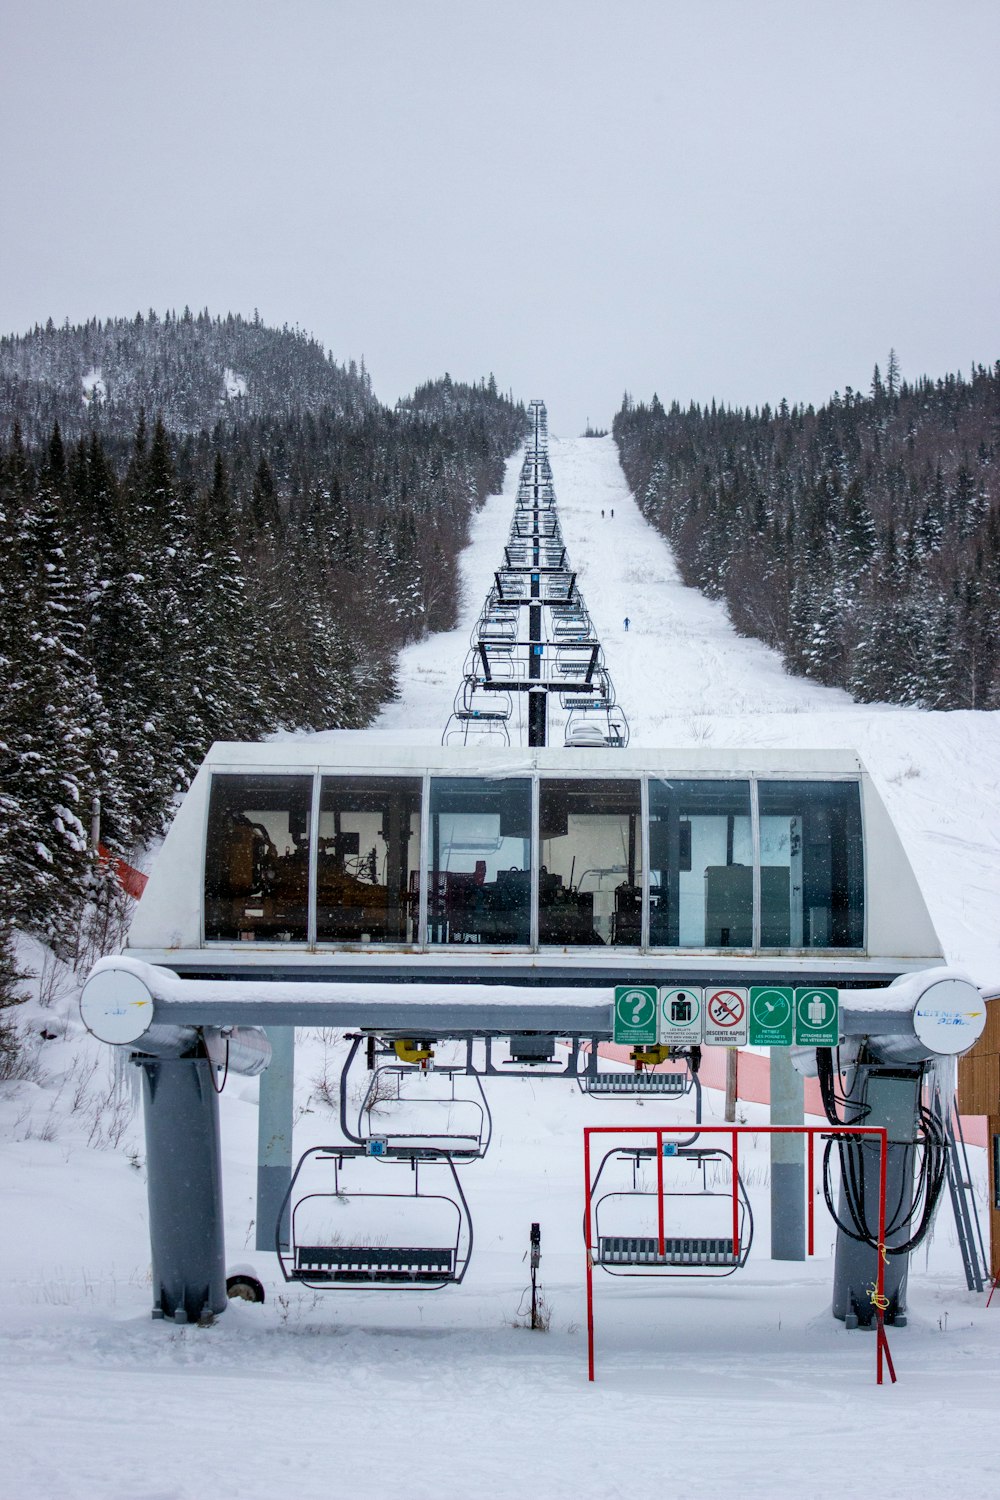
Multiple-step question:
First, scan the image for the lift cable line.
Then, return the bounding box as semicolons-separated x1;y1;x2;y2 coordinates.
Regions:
443;400;630;751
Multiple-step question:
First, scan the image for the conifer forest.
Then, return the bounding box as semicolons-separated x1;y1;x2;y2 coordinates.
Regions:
0;312;526;986
1;312;998;1040
614;359;1000;710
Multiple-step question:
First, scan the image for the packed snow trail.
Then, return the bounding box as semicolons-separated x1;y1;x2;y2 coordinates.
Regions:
375;435;848;742
4;433;1000;1500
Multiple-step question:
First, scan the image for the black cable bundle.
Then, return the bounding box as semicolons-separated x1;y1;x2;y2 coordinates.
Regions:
816;1047;949;1255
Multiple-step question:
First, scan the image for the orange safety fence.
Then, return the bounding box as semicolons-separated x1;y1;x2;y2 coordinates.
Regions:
97;845;148;900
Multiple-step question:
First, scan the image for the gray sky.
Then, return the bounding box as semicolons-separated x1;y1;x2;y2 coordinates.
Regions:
2;0;998;433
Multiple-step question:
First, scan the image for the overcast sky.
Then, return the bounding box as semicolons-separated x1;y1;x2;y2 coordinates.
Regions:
2;0;998;433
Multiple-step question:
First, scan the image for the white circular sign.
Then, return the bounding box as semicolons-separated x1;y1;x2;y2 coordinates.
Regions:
617;989;656;1026
912;978;986;1056
80;967;155;1044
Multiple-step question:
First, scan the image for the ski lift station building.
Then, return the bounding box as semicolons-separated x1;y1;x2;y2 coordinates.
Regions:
81;734;991;1329
119;735;943;998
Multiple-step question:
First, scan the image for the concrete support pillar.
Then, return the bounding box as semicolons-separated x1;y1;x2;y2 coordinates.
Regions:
256;1027;294;1251
140;1056;227;1322
770;1047;805;1260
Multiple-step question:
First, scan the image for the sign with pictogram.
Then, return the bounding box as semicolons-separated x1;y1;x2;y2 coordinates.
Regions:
613;985;658;1045
659;986;703;1046
794;987;840;1046
749;986;795;1046
703;986;748;1046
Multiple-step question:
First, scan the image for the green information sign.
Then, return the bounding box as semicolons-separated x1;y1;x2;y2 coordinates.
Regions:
748;986;795;1046
613;985;659;1045
794;987;840;1046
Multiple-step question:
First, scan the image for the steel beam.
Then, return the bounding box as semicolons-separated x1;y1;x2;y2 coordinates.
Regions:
256;1027;294;1251
770;1047;805;1260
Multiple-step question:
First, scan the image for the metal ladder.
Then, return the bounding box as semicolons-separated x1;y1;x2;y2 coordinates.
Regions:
943;1106;989;1293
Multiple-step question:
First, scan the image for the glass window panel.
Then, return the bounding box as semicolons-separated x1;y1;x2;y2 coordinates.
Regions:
428;778;532;945
539;779;642;945
757;781;864;948
317;777;422;944
649;780;752;948
205;774;312;942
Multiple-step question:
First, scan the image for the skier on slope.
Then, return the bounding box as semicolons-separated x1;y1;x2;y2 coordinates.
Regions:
624;617;630;632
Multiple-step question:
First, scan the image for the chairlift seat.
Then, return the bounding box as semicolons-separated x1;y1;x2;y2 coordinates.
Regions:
294;1244;458;1282
598;1235;738;1268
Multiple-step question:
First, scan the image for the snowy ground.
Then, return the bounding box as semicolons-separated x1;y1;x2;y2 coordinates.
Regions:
3;437;1000;1499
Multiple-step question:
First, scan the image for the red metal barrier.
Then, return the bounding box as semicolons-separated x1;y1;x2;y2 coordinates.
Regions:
583;1123;895;1387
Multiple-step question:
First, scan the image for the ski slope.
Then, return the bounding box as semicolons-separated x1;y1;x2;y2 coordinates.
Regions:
378;436;1000;984
3;437;1000;1500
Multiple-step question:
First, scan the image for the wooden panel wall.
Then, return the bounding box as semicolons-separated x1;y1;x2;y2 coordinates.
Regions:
957;998;1000;1279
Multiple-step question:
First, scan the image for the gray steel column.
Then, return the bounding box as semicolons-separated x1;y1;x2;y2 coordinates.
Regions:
832;1063;920;1326
770;1047;805;1260
140;1056;227;1322
256;1026;294;1251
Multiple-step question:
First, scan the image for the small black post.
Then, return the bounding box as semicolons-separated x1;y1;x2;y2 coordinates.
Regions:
530;1222;541;1330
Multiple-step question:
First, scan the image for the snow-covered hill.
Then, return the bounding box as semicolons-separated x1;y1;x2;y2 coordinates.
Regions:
378;436;1000;984
3;436;999;1500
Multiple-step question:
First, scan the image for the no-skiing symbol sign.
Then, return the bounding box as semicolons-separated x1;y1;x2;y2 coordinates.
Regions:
704;987;749;1046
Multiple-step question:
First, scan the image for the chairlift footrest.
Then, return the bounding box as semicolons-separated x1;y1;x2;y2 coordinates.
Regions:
585;1073;688;1095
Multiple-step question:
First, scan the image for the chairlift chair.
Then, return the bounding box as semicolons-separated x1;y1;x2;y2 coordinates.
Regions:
442;681;512;746
442;694;512;747
277;1144;473;1290
555;645;602;678
588;1143;753;1277
339;1035;493;1160
477;615;517;643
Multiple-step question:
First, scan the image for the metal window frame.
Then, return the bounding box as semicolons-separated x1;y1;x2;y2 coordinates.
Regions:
199;767;868;959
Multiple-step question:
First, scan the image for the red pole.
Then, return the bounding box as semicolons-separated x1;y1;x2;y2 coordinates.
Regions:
875;1125;896;1385
807;1128;815;1257
732;1129;739;1258
875;1128;881;1380
584;1128;595;1382
656;1130;665;1257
